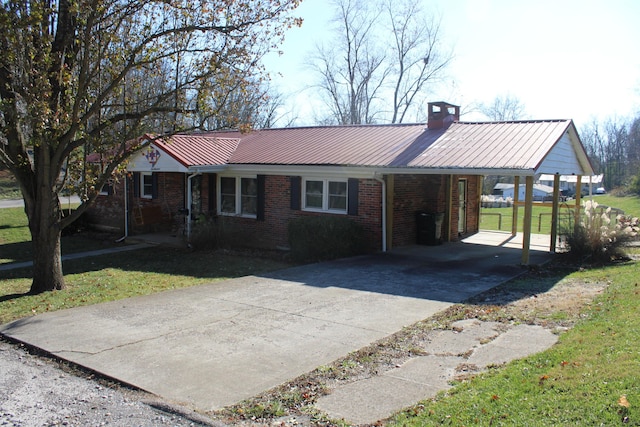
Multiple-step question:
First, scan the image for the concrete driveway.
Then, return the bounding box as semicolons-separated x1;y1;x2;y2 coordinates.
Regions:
0;235;552;412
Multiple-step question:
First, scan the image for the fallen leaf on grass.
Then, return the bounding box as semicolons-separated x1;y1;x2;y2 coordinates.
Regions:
539;375;549;386
618;395;630;408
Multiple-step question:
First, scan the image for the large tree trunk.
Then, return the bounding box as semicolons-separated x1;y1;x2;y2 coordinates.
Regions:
28;193;66;294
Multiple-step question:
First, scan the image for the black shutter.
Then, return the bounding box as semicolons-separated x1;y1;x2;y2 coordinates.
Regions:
208;174;216;213
290;176;301;210
151;173;158;199
257;175;266;221
133;172;140;197
348;178;359;216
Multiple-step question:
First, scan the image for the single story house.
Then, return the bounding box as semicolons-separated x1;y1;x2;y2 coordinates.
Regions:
87;102;594;263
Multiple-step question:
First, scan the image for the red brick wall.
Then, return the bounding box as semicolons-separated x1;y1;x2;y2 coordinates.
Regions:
85;177;127;232
457;175;480;237
224;176;384;252
391;175;447;247
391;174;480;246
86;172;188;234
86;172;480;250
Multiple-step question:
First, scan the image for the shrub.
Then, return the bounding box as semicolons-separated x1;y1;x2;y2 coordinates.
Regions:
561;200;639;263
61;209;90;236
629;172;640;196
288;216;367;263
188;216;243;251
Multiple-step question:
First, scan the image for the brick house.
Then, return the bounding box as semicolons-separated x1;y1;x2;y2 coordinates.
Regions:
86;102;594;261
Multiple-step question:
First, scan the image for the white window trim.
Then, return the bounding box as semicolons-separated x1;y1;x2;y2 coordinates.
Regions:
218;175;258;218
302;177;348;214
140;172;153;199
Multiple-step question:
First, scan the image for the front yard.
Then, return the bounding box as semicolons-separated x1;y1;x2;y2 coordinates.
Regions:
1;195;639;425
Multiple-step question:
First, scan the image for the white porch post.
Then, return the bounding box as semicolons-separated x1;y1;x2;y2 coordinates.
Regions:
186;173;201;240
512;176;520;236
521;175;534;265
550;173;560;252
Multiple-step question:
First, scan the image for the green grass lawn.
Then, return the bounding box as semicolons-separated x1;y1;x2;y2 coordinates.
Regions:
480;194;640;234
0;206;121;264
0;169;20;199
390;261;640;426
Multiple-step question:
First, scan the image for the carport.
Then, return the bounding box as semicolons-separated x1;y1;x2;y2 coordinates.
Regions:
391;115;595;264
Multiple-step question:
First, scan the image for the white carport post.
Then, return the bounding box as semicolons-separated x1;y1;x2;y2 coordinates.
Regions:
550;173;561;252
521;175;534;265
511;176;520;236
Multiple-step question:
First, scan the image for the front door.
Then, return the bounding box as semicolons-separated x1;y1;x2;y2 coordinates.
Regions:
458;179;467;235
190;175;202;219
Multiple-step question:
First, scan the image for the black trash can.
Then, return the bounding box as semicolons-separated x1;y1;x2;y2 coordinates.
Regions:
416;211;444;245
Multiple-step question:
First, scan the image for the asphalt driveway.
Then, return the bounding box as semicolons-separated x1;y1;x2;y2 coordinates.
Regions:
0;236;552;412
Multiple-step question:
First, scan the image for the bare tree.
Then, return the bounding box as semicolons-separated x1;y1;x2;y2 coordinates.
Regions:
581;115;640;191
0;0;301;294
309;0;387;125
309;0;450;125
384;0;452;123
479;94;527;121
200;76;294;130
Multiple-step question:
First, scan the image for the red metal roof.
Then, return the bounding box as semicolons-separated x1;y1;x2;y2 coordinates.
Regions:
142;119;588;175
153;134;240;167
227;124;442;167
408;120;573;170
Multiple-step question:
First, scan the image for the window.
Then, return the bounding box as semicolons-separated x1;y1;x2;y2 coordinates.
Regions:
241;177;257;215
99;181;114;196
141;172;153;198
303;179;347;213
220;177;236;213
219;176;258;217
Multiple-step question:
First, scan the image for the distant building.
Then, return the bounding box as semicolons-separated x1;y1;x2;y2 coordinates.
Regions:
492;183;558;201
538;174;603;196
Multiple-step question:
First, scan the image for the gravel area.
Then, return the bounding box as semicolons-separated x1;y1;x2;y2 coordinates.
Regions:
0;340;221;427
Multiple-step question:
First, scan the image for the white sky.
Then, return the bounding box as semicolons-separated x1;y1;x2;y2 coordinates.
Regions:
263;0;640;129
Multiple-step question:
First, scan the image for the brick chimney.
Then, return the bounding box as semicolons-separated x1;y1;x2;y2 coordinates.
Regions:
427;101;460;129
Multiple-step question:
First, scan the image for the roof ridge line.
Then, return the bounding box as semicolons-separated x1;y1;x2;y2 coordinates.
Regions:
457;119;571;125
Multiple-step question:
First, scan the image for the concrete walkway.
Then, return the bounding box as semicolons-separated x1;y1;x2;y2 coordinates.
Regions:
0;235;555;424
0;243;154;271
316;319;558;425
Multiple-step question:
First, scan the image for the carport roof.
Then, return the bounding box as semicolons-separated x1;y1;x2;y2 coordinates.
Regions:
407;119;593;175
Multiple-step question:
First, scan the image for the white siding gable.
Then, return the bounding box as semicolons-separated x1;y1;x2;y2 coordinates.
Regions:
127;144;188;173
536;131;582;175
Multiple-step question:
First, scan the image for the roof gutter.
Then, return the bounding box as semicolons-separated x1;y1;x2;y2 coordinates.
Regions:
223;164;541;178
374;167;539;176
188;165;229;173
